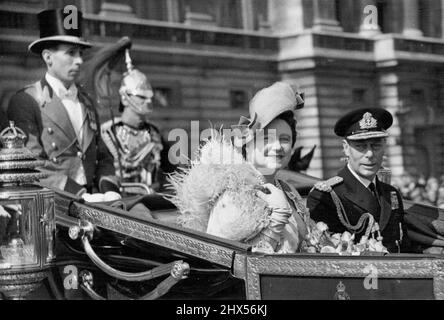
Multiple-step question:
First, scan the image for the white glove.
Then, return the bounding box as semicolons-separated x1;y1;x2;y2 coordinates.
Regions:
0;205;10;218
256;183;291;210
256;183;292;235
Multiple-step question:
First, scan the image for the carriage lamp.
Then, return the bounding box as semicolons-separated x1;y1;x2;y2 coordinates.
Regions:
0;122;55;299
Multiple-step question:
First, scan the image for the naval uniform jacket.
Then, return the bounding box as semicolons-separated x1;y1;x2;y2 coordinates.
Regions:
306;166;409;253
0;108;8;132
7;77;115;194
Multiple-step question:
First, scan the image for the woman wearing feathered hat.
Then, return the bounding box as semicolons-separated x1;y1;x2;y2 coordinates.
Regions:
168;82;310;253
7;8;118;195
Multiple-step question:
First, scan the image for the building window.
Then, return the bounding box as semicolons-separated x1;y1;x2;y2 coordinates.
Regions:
219;0;243;29
230;89;248;109
153;87;173;108
352;88;366;103
253;0;269;31
377;0;387;33
335;0;341;23
410;88;425;103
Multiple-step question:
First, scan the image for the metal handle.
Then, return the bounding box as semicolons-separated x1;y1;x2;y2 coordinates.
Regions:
68;221;94;241
120;182;154;195
68;221;188;282
80;261;190;300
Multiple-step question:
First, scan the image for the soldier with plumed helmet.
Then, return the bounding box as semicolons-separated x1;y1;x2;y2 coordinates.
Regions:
100;50;173;192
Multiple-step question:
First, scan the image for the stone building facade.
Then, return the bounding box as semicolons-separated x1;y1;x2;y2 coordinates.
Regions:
1;0;444;180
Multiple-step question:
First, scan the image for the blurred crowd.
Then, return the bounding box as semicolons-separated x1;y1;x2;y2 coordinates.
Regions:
393;173;444;208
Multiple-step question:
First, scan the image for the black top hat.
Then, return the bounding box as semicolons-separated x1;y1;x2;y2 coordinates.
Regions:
334;107;393;140
28;9;92;55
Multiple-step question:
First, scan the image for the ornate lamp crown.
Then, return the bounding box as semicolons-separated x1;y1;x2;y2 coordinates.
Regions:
359;112;378;130
336;281;346;293
0;121;26;149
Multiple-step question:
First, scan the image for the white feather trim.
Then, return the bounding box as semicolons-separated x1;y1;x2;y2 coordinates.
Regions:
166;134;267;239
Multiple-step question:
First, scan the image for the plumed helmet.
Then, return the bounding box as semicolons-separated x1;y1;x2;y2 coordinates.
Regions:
119;49;154;114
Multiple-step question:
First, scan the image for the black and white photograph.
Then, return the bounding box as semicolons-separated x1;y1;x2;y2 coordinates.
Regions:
0;0;444;303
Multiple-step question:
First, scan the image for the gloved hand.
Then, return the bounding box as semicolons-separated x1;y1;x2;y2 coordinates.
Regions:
256;183;292;236
0;205;10;218
256;183;291;210
0;204;22;218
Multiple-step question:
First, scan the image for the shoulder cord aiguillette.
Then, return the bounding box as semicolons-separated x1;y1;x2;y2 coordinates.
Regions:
329;189;375;238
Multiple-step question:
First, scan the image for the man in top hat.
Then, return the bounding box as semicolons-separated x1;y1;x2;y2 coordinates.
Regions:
306;108;410;253
7;8;117;195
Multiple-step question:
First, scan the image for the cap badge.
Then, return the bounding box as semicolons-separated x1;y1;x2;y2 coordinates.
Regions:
359;112;377;130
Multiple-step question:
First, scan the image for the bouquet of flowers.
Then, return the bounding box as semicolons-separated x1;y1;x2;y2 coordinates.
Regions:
302;221;388;255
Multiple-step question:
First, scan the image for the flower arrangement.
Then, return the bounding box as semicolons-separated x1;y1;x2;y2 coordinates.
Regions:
302;221;388;255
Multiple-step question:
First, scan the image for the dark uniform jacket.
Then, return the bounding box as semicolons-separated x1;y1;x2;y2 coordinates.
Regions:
7;77;115;194
0;108;8;132
307;166;409;253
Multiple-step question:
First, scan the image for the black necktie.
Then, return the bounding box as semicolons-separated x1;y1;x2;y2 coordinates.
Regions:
369;182;380;204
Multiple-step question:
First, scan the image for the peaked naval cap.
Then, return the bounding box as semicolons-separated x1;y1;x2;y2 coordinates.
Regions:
29;9;92;55
334;107;393;141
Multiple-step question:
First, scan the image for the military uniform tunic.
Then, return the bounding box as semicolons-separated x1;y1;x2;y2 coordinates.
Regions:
101;118;164;187
307;166;409;253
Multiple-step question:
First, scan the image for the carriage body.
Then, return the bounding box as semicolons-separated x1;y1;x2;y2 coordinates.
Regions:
37;171;444;300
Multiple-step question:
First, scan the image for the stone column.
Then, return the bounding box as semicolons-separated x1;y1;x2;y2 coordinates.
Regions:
442;0;444;39
359;0;381;36
241;0;254;30
166;0;180;22
268;0;304;35
313;0;342;32
402;0;423;37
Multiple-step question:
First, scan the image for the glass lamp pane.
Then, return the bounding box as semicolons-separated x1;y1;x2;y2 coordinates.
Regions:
0;199;38;267
43;196;56;263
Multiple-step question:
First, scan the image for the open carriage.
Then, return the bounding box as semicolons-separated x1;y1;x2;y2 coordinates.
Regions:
1;37;443;300
2;170;439;300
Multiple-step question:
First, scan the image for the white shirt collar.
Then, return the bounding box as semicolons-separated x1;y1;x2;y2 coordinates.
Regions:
347;163;376;188
45;73;77;99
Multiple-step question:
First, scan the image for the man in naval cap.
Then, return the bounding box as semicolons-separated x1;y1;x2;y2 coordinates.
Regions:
307;108;410;253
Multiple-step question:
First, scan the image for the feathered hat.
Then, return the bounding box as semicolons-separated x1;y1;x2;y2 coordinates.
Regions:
232;82;304;147
166;134;270;241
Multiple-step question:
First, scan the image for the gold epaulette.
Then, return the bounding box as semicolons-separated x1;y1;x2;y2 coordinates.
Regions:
313;176;343;192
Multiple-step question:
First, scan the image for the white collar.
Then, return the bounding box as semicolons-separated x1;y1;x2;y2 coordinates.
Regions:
347;163;376;188
45;73;77;98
